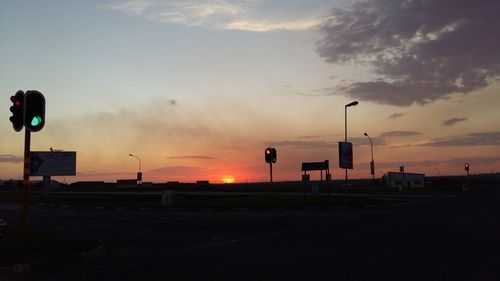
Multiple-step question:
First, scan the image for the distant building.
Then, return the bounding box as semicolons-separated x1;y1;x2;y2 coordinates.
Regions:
116;179;138;188
382;172;425;188
71;181;106;188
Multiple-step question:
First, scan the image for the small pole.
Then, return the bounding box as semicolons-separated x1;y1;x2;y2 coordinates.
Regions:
22;129;31;239
467;170;470;186
269;162;273;183
344;106;349;198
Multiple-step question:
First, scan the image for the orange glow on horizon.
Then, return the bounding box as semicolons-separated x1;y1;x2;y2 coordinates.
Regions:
221;176;236;184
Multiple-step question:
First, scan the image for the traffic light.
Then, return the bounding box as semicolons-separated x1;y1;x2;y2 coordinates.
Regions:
24;90;45;132
265;148;272;163
9;90;25;132
465;163;470;172
265;147;277;164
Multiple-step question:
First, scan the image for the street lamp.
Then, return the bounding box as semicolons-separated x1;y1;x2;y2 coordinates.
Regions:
364;132;375;185
344;101;358;189
129;153;142;185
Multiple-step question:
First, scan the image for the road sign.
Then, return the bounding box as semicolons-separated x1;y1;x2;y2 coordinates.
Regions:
29;151;76;176
339;142;353;169
302;160;329;172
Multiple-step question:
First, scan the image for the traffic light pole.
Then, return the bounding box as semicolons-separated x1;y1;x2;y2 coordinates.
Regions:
22;129;31;239
269;162;273;183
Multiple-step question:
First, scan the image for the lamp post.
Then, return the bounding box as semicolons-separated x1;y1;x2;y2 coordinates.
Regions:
364;132;375;185
344;101;358;191
129;153;142;185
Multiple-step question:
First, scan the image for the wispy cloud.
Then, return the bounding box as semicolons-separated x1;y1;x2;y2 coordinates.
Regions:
221;17;322;32
380;131;420;138
441;117;467;127
100;0;324;32
316;0;500;106
100;0;153;15
166;155;218;160
148;166;201;174
0;155;23;164
387;113;404;120
420;131;500;147
269;140;336;150
362;157;500;170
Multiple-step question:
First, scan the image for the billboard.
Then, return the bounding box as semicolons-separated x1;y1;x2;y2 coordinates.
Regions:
29;151;77;176
301;160;329;172
338;142;353;169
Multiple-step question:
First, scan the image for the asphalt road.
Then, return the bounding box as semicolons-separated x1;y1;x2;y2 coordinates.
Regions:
1;190;500;280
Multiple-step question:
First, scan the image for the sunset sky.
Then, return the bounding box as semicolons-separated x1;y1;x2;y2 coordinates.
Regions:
1;0;500;183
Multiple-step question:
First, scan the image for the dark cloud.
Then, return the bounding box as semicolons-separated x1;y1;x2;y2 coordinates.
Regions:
0;155;23;164
441;117;467;127
317;0;500;106
444;157;500;167
269;140;336;150
166;155;217;160
421;131;500;146
362;157;500;170
148;166;201;175
296;134;340;139
352;136;386;146
296;135;325;139
76;171;129;177
269;137;384;150
387;113;404;119
380;131;420;138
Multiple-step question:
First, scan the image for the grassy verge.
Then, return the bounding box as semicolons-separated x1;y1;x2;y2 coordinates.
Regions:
174;194;386;209
0;230;98;267
0;191;398;209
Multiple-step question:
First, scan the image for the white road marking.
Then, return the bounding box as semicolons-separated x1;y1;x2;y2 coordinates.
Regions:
159;230;291;256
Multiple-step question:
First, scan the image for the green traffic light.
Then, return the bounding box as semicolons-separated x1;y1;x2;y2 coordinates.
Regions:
31;116;42;127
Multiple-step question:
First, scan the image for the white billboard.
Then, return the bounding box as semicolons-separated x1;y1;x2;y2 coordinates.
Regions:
29;151;76;176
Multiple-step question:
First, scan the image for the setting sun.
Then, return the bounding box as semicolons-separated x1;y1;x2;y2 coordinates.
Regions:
221;176;235;184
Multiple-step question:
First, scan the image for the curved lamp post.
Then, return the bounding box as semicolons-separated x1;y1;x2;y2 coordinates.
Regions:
344;101;358;190
129;153;142;185
364;132;375;185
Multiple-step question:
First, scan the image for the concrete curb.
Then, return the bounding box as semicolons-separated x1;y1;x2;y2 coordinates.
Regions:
0;244;107;274
34;201;406;213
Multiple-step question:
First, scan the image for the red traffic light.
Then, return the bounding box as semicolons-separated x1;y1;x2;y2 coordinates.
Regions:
9;91;25;132
264;147;277;164
465;163;470;171
10;96;21;107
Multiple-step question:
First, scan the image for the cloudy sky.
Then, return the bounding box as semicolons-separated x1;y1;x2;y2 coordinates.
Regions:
1;0;499;183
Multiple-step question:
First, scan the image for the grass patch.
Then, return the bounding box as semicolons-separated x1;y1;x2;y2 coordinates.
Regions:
0;191;399;210
173;194;375;209
0;230;98;267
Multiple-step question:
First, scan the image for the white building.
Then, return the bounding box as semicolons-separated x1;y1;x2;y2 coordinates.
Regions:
382;172;425;188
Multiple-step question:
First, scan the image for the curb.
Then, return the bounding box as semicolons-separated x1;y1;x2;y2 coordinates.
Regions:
35;202;398;213
0;244;107;274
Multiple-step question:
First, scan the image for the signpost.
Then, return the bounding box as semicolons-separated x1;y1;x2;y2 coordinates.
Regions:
338;142;353;169
29;151;77;176
301;160;331;195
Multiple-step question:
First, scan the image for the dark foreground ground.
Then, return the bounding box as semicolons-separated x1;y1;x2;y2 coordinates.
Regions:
1;189;500;281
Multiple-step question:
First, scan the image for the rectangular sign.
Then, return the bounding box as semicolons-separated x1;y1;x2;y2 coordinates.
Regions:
339;142;353;169
301;160;329;171
29;151;76;176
